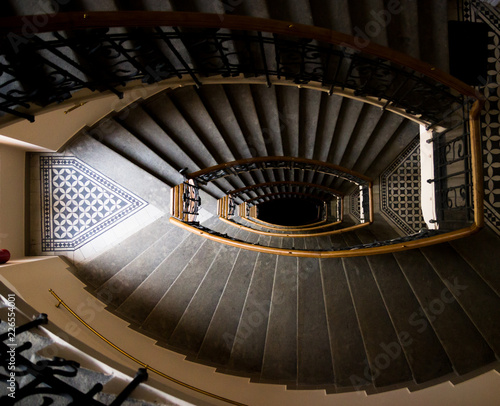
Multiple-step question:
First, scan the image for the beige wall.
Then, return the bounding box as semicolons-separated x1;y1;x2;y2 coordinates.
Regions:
0;144;26;259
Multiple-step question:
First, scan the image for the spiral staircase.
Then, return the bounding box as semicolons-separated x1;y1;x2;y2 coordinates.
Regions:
2;0;500;405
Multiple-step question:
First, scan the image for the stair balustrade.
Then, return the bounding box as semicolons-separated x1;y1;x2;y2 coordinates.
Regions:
0;312;149;406
0;11;477;125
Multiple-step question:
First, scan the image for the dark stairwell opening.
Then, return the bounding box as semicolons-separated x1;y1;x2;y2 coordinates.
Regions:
256;197;321;226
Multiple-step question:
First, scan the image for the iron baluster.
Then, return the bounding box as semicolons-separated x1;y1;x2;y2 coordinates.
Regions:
156;27;202;88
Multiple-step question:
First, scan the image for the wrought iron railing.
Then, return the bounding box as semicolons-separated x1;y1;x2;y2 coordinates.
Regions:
188;157;372;188
427;99;479;230
0;11;475;124
170;180;201;223
170;217;447;257
47;290;246;406
228;181;342;202
0;313;148;406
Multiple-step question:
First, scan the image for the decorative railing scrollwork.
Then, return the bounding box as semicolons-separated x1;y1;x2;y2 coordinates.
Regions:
0;313;148;406
187;157;371;187
0;11;477;124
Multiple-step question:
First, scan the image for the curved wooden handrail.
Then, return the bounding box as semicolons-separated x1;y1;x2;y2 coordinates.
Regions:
229;181;344;199
188;156;372;184
0;11;483;101
171;99;485;257
470;99;485;228
48;289;247;406
241;216;332;231
219;217;349;238
170;217;482;258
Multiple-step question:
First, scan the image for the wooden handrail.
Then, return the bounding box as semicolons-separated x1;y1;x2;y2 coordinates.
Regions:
187;156;372;184
171;100;485;256
219;217;346;237
242;216;331;231
48;289;247;406
0;11;483;101
470;99;485;228
170;218;481;258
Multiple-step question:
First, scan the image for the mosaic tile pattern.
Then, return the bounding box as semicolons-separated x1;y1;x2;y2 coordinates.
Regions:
349;188;361;222
465;0;500;235
380;137;426;235
41;156;147;251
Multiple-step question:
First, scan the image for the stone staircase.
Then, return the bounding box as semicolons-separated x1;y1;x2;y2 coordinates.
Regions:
9;0;500;397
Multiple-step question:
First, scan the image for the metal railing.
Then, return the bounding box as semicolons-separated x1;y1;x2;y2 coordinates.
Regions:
170;180;201;223
427;99;481;230
0;11;474;123
0;312;149;406
48;289;247;406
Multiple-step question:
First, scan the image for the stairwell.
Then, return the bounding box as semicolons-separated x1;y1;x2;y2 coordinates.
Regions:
2;0;500;402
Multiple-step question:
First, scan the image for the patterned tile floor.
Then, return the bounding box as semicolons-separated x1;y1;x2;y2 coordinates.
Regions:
30;153;164;264
465;0;500;235
375;1;500;236
379;136;426;235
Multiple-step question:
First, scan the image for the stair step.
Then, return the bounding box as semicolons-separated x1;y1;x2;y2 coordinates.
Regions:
296;256;334;387
250;84;284;159
421;243;500;355
342;232;413;387
225;251;277;376
450;227;500;297
349;0;389;47
115;221;221;325
276;86;300;157
65;133;171;213
141;238;224;340
363;119;419;177
320;257;369;388
168;245;241;353
417;0;450;72
356;228;454;383
393;249;497;375
299;88;322;161
267;0;314;25
95;224;190;309
328;99;365;167
339;104;385;170
196;249;259;365
169;86;238;165
116;106;201;175
223;84;269;160
260;256;298;383
309;0;352;33
386;0;421;60
89;117;181;186
196;85;254;162
73;215;171;290
143;94;218;169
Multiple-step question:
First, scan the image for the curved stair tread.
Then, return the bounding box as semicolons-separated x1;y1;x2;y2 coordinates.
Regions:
115;219;223;325
320;257;370;388
196;248;260;366
168;245;242;354
355;228;454;384
95;224;191;310
393;249;497;375
342;232;413;388
141;238;225;340
260;255;298;383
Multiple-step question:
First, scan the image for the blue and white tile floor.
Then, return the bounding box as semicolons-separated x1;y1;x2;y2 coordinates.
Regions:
30;153;164;264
